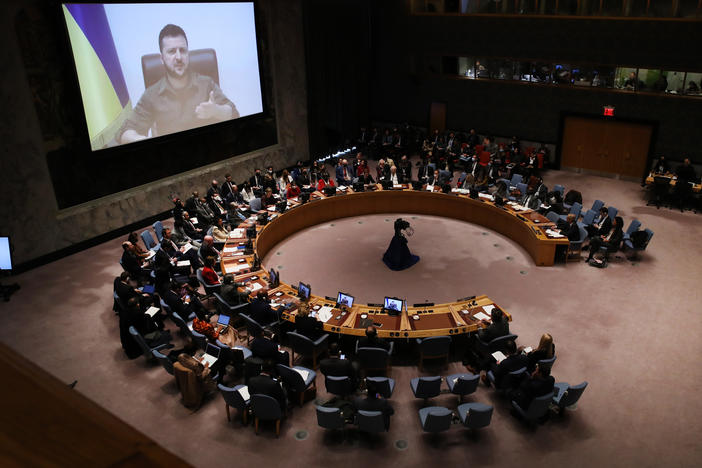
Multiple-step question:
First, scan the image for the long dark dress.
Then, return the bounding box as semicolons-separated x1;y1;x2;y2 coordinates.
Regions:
382;234;420;271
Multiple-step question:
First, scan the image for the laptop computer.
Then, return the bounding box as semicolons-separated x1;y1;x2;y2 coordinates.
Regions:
200;343;221;367
217;314;230;328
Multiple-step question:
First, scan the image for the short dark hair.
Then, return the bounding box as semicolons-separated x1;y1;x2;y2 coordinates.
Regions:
366;326;377;339
159;24;188;52
328;342;340;357
505;340;517;354
262;359;276;374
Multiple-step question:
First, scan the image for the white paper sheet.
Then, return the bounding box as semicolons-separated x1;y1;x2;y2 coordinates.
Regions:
145;306;160;317
237;386;250;401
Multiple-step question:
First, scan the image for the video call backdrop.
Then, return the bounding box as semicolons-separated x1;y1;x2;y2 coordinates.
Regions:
62;2;264;151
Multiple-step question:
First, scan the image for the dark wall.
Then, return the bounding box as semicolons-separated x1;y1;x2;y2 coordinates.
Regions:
369;1;702;163
304;0;372;157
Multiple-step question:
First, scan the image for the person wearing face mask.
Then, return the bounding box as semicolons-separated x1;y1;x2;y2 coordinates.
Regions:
335;159;354;186
249;168;264;189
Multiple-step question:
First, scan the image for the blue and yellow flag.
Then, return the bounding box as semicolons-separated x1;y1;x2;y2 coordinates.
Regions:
63;4;131;149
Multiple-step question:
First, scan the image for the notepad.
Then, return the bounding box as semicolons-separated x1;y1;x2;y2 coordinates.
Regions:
176;260;190;267
248;282;263;292
180;243;193;253
545;229;565;238
483;305;495;314
145;306;160;318
230;228;245;238
294;368;310;381
478;193;493;200
237;385;250;401
223;247;238;253
492;351;506;362
317;306;334;323
473;311;490;321
267;206;277;212
190;217;198;224
426;184;434;192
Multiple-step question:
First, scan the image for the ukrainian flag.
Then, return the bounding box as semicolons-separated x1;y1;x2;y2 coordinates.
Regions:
63;4;131;150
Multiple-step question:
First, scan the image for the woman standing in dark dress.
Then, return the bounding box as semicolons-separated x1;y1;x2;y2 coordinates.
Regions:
382;218;420;271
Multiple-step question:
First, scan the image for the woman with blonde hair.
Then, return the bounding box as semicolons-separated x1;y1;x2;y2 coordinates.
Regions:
525;333;555;372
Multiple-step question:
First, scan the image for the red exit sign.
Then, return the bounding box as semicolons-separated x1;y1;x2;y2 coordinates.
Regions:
603;106;615;117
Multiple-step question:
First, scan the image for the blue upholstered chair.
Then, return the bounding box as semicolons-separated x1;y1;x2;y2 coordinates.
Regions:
457;402;493;430
249;198;262;213
566;226;588;262
287;330;329;369
356;410;387;433
366;376;396;398
537;356;557;373
128;326;168;362
553;184;565;196
559;201;582;221
315;405;345;431
546;211;560;224
607;206;618;218
410;376;442;403
152;220;164;242
276;363;316;407
218;383;251;424
486;366;527;393
152;349;174;375
553;381;588;412
251;393;284;437
140;230;159;251
578;209;597;228
446;373;479;401
418;406;453;433
510;173;523;187
624;228;654;260
511;391;554;426
623;219;641;241
190;329;208;350
356;344;393;376
416;336;451;371
325;375;353;399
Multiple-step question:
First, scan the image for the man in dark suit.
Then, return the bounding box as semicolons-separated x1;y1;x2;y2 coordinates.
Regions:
559;214;581;242
398;155;412;182
121;241;146;281
512;364;555;410
251;329;289;365
181;211;203;240
250;290;279;326
294;307;324;340
587;206;611;238
477;308;510;343
320;343;359;389
220;274;247;305
249;168;264;189
358;326;390;351
335;159;354;186
486;339;528;389
248;360;288;410
353;379;394;430
520;187;541;210
198;235;220;263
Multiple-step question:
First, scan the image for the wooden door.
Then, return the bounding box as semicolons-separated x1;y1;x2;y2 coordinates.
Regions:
561;116;652;178
429;101;447;134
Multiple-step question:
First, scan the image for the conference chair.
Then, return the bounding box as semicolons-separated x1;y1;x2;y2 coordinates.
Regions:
546;211;560;224
511;391;554;427
418;406;453;433
356;410;387;434
213;292;249;323
624;228;653;260
190;329;208;350
140;230;159;251
510;173;523;187
356;345;393;376
552;381;588;413
446;373;479;402
587;199;605;215
152;349;174;375
324;375;354;399
196;268;221;302
566;226;588;262
129;326;169;363
577;209;597;229
516;182;527;196
410;376;442;404
622;219;642;242
251;393;284;437
249;198;262;213
287;330;329;369
456;172;467;187
170;311;192;338
553;184;565;196
315;405;346;432
112;291;126;316
276;363;317;407
537;356;557;373
475;333;519;357
607;206;618;218
215;339;251;370
366;377;396;398
457;402;494;431
416;336;451;371
239;313;281;345
486;367;527;394
152;221;164;243
559;201;582;221
218;383;250;424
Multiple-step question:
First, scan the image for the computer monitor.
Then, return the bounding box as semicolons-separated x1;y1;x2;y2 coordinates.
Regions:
337;291;354;308
384;296;403;313
0;237;11;271
298;282;311;301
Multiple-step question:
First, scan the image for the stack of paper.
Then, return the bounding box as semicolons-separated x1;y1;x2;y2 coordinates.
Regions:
426;184;434;192
180;243;193;253
473;311;490;321
176;260;190;267
223;247;238;253
237;386;250;401
492;351;506;362
483;305;495;314
190;217;199;224
145;306;160;317
545;229;565;238
248;282;263;292
230;228;245;238
478;193;493;200
267;206;277;212
317;306;334;323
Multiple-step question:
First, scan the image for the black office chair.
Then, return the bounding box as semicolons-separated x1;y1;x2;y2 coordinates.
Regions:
141;48;219;89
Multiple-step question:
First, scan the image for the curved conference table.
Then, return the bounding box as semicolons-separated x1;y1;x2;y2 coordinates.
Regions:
220;185;569;339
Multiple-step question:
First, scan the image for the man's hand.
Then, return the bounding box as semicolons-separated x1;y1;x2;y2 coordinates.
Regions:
195;91;232;120
120;129;148;144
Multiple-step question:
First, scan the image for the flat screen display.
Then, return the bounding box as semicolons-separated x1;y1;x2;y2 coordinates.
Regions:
337;292;354;308
217;314;230;326
62;2;263;151
384;297;403;312
0;237;11;270
298;282;311;301
268;268;278;286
